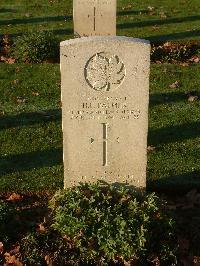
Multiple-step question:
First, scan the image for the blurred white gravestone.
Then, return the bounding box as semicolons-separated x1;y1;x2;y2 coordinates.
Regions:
73;0;116;37
60;36;150;189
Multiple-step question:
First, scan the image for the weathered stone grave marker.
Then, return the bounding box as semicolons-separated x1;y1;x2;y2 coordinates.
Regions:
73;0;116;37
61;36;150;189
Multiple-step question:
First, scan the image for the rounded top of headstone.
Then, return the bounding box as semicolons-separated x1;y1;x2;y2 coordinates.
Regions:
60;36;150;47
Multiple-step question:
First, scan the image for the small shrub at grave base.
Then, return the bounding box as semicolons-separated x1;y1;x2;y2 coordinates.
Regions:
11;31;59;63
22;183;177;266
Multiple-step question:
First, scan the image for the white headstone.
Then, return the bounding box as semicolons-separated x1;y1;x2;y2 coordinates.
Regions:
73;0;116;37
61;36;150;189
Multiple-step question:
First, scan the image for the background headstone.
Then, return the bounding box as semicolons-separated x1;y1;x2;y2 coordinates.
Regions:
61;36;150;189
73;0;116;37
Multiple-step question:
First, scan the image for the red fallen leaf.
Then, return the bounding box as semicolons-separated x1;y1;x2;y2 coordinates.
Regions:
0;242;3;254
36;223;46;233
169;80;181;88
190;55;200;63
7;193;23;202
45;255;53;265
193;256;200;265
0;56;7;62
6;57;15;64
4;253;23;266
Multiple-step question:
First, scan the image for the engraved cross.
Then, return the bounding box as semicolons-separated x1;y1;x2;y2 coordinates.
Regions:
93;6;96;32
90;123;120;166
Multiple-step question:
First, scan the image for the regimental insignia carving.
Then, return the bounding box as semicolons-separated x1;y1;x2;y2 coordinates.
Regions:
85;52;126;91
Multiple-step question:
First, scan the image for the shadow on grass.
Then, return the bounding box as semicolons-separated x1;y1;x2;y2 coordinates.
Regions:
0;148;62;175
149;92;185;107
0;8;16;13
148;171;200;194
0;108;61;130
148;121;200;145
0;27;73;39
147;29;200;42
52;28;73;36
118;15;200;29
0;15;72;26
117;9;148;16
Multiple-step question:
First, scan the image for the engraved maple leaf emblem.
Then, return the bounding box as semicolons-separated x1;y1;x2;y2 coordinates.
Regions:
85;52;126;91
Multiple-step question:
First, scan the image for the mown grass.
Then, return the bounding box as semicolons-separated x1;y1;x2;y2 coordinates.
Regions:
0;63;199;194
0;0;200;42
0;64;63;194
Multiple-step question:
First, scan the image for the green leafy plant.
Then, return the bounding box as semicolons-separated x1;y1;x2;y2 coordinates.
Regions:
12;31;59;63
22;183;177;265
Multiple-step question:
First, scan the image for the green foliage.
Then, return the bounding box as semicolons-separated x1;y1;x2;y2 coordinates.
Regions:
12;31;59;63
46;183;176;265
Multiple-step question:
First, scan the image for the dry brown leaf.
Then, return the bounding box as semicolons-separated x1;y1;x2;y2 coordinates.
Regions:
36;223;46;233
190;56;200;63
16;97;28;104
0;56;7;62
147;146;156;153
2;35;9;45
6;57;15;64
45;255;53;265
0;242;3;254
194;256;200;265
4;253;23;266
147;6;155;11
13;79;19;85
7;193;23;202
163;41;171;47
32;91;39;96
159;11;167;18
169;80;181;88
15;67;21;73
188;95;198;102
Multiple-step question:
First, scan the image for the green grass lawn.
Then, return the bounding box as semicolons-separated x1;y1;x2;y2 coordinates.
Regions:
0;0;200;42
0;0;200;195
0;63;199;195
